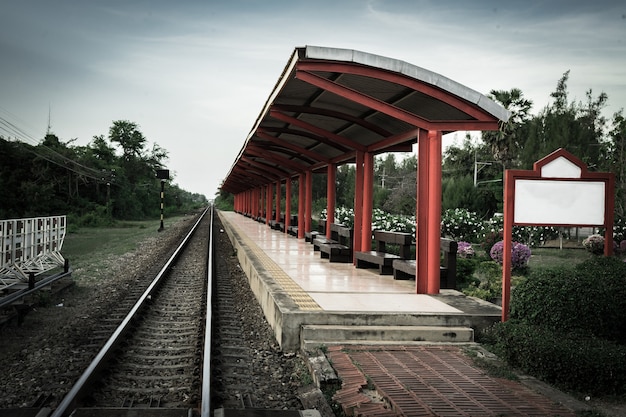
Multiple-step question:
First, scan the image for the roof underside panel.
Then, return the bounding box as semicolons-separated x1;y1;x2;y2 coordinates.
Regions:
221;46;510;194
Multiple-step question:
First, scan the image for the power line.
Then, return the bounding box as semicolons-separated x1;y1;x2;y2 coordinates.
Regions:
0;110;111;183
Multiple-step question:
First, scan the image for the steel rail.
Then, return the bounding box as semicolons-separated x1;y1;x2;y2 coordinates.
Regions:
200;206;214;417
50;206;210;417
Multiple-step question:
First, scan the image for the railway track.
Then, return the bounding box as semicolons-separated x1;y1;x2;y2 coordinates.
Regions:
1;208;317;417
49;207;212;416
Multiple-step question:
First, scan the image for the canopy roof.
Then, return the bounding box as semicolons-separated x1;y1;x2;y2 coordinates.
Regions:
221;46;510;194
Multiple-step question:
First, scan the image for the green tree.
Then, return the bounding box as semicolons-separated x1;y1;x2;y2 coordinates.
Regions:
604;109;626;217
519;71;607;169
481;88;533;169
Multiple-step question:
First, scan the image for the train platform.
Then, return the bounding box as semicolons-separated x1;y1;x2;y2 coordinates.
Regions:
218;211;587;416
218;211;502;350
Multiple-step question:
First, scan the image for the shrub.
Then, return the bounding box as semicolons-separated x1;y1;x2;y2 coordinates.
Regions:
456;241;475;258
482;230;503;257
510;256;626;345
441;208;485;242
582;234;605;255
461;261;501;300
489;241;531;270
484;320;626;396
455;257;478;285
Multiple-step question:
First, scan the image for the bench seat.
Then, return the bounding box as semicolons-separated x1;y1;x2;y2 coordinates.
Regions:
318;242;352;263
355;251;402;275
312;236;338;251
305;231;319;243
317;223;352;262
391;238;458;288
354;230;413;275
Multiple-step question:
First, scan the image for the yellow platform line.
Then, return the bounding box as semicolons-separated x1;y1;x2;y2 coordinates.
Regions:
229;221;322;311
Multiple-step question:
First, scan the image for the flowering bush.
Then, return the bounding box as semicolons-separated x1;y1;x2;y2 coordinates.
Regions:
490;240;531;269
583;234;605;255
441;208;485;242
371;208;415;236
457;241;475;258
320;206;355;228
484;214;558;247
483;230;503;257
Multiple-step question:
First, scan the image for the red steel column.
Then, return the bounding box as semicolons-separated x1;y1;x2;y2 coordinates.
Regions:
298;173;306;238
353;151;364;258
275;180;281;223
361;152;374;251
266;184;272;226
326;163;336;238
305;170;313;233
426;130;442;294
416;129;429;294
502;169;514;321
285;179;292;234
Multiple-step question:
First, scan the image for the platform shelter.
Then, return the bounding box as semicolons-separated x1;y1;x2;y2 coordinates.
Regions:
221;46;510;294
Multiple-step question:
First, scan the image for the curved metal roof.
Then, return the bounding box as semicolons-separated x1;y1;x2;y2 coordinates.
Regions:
221;45;510;194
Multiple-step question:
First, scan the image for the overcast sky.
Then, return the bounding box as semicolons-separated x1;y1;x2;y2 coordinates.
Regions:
1;1;624;199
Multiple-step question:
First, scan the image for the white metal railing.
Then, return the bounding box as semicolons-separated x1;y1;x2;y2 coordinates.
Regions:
0;215;66;288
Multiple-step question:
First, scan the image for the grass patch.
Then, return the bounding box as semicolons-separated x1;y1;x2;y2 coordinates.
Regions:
62;216;187;282
528;247;593;269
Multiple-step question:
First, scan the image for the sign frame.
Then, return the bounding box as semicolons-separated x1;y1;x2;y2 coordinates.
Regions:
501;148;615;321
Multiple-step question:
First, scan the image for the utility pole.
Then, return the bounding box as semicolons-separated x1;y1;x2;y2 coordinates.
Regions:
156;169;170;232
474;150;492;187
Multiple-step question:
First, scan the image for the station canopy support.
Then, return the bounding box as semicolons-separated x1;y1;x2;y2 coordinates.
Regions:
224;46;509;294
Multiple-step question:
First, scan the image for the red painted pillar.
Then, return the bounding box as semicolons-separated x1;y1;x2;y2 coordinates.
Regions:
298;173;306;238
275;180;281;223
266;184;272;226
502;169;514;322
285;179;292;234
353;151;364;257
416;130;429;294
426;130;442;294
305;170;313;233
361;152;374;251
326;164;336;238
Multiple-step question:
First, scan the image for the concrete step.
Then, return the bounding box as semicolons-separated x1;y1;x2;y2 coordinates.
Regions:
301;324;474;351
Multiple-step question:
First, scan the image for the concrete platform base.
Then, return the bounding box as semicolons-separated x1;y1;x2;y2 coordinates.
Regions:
218;211;501;352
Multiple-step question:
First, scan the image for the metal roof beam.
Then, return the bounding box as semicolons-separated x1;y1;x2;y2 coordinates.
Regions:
269;110;367;153
240;157;287;179
296;69;437;131
297;60;504;123
271;104;393;137
256;129;330;164
246;146;308;173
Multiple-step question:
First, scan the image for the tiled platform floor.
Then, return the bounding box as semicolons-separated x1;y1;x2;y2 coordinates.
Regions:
219;211;497;316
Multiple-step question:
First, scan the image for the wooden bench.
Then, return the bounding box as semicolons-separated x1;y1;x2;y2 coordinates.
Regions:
354;230;413;275
392;238;458;288
305;219;326;243
284;215;298;234
317;223;353;263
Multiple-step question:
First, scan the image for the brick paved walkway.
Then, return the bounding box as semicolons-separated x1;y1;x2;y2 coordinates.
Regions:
328;345;577;417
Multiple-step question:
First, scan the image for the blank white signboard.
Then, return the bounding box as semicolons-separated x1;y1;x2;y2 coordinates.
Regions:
514;180;605;225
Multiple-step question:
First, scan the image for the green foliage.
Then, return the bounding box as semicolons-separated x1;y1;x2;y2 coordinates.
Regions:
441;208;486;242
455;257;478;285
0;122;207;222
484;321;626;396
461;261;502;300
510;257;626;344
483;256;626;397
